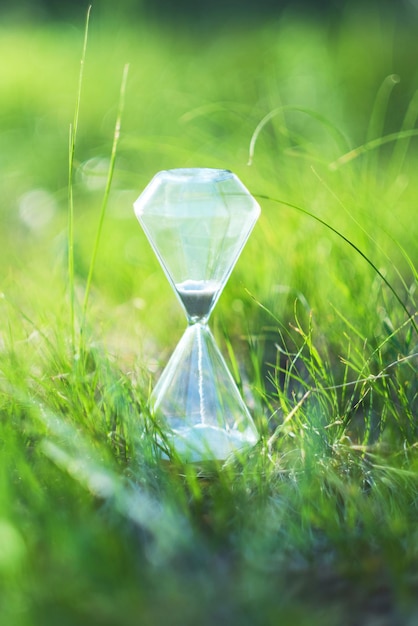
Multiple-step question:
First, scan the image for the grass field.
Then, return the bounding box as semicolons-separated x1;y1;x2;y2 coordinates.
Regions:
0;4;417;625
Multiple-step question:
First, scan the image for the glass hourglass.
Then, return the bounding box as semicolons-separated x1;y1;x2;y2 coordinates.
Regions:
134;168;260;462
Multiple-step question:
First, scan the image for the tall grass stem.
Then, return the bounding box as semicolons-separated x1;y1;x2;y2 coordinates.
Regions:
68;6;91;353
80;63;130;350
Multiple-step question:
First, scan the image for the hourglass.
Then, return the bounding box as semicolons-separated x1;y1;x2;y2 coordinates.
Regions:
134;168;260;462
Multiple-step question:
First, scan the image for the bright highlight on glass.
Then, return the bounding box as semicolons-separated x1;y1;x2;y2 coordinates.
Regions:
134;168;260;462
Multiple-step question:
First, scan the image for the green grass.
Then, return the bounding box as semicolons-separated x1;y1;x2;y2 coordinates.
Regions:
0;5;417;625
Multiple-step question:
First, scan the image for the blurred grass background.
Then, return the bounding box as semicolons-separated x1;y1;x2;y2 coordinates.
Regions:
0;1;417;624
1;4;416;350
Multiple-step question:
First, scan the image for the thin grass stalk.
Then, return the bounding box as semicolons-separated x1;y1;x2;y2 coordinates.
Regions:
68;6;91;352
80;63;129;350
68;126;75;351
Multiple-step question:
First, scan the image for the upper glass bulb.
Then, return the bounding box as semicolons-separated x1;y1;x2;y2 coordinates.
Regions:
134;168;261;323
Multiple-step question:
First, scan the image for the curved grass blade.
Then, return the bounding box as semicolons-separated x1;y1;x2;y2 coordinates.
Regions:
391;88;418;175
254;194;418;336
366;74;400;144
311;166;411;296
248;105;350;166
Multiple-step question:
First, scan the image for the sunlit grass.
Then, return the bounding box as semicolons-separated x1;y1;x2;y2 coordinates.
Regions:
0;5;417;625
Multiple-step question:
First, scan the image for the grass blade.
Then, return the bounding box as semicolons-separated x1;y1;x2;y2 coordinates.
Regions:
254;193;418;336
391;88;418;176
329;129;418;170
247;105;349;166
68;6;91;352
80;63;130;347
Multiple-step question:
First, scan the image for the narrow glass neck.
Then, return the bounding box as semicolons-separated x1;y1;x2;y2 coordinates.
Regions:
175;279;221;325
